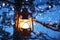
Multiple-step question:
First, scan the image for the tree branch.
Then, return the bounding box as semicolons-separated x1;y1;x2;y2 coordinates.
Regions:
33;20;60;32
0;0;15;5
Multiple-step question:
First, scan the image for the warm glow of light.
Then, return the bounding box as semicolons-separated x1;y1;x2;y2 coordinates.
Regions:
18;18;33;30
22;23;30;29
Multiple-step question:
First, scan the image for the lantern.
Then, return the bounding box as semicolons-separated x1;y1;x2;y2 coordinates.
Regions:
15;8;33;37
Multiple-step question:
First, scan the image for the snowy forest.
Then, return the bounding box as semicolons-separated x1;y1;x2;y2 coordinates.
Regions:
0;0;60;40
